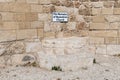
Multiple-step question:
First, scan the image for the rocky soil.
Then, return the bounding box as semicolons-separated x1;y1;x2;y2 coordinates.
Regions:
0;55;120;80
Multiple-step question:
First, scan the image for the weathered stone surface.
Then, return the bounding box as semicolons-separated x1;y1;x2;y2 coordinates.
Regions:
17;29;37;39
0;56;5;68
107;45;120;55
25;42;41;53
66;22;76;30
102;8;113;14
96;45;107;55
42;37;89;48
105;15;120;23
37;51;94;71
0;30;16;42
91;2;104;8
11;54;35;66
5;42;25;55
44;21;63;32
0;44;6;56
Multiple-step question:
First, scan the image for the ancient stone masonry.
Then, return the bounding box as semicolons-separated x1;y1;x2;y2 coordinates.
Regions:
0;0;120;71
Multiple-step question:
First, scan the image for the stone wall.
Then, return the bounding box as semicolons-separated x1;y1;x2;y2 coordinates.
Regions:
0;0;120;71
0;0;120;44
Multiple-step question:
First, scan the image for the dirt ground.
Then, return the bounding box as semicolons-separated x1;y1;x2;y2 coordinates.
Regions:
0;55;120;80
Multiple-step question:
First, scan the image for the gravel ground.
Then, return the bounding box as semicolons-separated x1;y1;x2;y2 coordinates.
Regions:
0;56;120;80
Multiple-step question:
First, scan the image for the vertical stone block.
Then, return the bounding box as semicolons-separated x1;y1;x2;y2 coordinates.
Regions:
37;29;44;38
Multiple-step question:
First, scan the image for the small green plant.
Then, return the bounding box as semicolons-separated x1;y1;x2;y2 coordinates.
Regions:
51;66;62;71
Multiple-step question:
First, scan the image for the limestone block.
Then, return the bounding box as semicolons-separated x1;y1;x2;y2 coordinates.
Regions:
25;42;41;53
25;13;38;21
69;14;76;21
38;13;51;21
55;6;78;14
42;37;89;48
31;5;43;12
105;15;120;23
13;13;26;21
43;5;55;13
14;0;26;3
92;15;105;23
75;15;85;22
89;31;118;37
79;4;91;16
10;3;30;12
26;0;39;4
96;45;107;55
0;30;16;42
0;0;15;2
37;29;44;38
105;37;118;44
110;22;119;29
37;51;94;71
90;23;109;29
91;2;104;8
107;45;120;55
92;8;101;15
2;22;18;30
11;54;35;66
102;8;113;14
0;12;14;21
18;22;31;29
44;32;55;38
114;8;120;14
51;0;60;6
17;29;37;39
44;22;63;32
56;32;64;38
104;1;114;8
118;31;120;37
0;3;11;11
66;22;76;30
39;0;51;5
89;37;104;45
31;21;44;29
63;31;72;38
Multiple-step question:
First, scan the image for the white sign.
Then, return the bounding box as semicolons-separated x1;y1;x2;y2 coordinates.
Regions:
52;12;68;22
